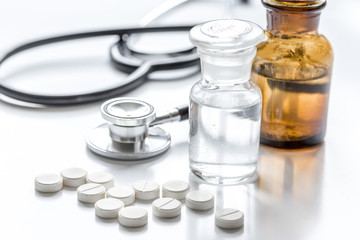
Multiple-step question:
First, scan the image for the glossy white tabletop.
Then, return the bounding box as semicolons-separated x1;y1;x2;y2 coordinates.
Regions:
1;0;359;239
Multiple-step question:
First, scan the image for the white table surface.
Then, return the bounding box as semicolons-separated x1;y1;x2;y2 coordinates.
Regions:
1;0;359;239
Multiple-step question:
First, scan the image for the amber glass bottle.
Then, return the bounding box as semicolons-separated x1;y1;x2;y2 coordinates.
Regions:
252;0;333;148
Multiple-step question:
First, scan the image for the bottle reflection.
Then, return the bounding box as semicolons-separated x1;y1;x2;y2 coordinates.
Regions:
253;144;325;240
258;143;324;203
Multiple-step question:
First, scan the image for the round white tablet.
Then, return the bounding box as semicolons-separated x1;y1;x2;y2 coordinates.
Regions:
77;183;106;204
60;167;87;187
118;206;148;227
95;198;124;218
215;208;244;229
106;187;135;206
132;180;160;200
152;198;181;218
86;172;114;189
162;180;190;200
186;190;214;210
35;173;63;193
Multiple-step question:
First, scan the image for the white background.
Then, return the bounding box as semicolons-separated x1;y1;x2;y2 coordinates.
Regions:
0;0;359;239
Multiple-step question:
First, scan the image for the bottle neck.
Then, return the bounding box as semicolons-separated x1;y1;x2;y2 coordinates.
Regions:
266;9;321;34
198;48;256;85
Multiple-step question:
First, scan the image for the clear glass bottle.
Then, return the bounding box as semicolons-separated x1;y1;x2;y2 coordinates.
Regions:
189;19;265;184
252;0;333;148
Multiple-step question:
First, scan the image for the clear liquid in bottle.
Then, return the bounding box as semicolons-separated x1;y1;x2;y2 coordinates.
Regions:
189;81;262;184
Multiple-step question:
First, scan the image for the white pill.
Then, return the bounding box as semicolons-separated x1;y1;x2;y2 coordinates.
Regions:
215;208;244;229
86;172;114;189
132;180;160;200
152;198;181;218
162;180;190;200
106;187;135;206
77;183;106;203
95;198;124;219
35;173;63;193
60;167;87;187
186;190;214;210
118;206;148;227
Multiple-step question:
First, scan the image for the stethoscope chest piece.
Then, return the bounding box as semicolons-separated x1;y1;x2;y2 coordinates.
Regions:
86;98;171;160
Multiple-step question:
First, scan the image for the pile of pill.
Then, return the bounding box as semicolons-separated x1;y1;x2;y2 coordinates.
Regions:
35;167;244;230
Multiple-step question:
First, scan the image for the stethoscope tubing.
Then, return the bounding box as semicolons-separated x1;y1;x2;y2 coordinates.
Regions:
0;25;196;106
0;26;193;64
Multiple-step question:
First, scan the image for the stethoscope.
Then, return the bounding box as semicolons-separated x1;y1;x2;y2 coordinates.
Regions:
1;0;242;160
0;26;196;159
86;97;189;160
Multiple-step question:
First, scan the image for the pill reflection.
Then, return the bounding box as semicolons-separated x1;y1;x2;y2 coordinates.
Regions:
188;173;248;238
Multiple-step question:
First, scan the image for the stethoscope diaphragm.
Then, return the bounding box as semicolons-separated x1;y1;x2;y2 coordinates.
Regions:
86;97;188;160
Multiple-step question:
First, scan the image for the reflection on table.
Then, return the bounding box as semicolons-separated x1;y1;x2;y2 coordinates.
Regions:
186;143;325;239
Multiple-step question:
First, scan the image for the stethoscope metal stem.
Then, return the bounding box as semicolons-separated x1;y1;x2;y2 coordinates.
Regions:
150;105;188;126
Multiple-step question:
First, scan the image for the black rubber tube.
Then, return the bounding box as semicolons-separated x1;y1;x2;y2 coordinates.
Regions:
0;26;195;106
